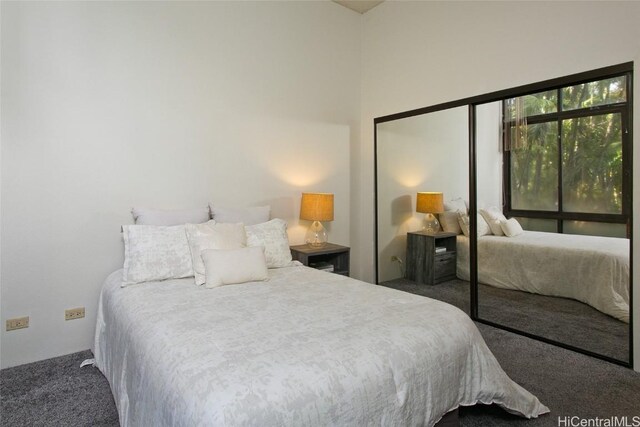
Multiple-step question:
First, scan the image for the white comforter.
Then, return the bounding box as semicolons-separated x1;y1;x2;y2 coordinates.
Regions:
457;231;629;322
94;265;548;426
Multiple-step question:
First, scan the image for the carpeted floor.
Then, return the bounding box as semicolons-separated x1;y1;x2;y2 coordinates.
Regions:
1;322;639;426
0;350;118;426
380;278;629;362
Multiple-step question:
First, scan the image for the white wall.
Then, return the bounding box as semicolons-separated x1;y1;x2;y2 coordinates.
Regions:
0;1;361;368
376;106;468;282
476;102;503;209
357;1;640;369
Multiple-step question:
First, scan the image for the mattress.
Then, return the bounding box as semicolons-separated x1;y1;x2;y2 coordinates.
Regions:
457;231;629;322
94;265;548;426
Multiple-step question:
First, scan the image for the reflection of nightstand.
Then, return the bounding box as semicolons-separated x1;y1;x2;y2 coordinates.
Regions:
406;231;456;285
290;243;350;276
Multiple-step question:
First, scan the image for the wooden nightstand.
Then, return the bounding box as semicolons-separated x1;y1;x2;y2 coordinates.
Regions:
405;231;457;285
290;243;350;276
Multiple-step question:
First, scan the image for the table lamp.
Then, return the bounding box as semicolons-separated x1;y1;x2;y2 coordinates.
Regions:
300;192;334;247
416;192;443;232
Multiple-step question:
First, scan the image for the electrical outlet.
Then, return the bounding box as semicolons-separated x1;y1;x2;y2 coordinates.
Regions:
65;307;85;321
6;316;29;331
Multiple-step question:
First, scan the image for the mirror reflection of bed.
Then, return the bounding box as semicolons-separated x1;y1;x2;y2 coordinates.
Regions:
376;89;631;365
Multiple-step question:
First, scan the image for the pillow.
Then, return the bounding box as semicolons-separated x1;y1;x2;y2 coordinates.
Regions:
185;221;246;285
245;218;292;268
457;212;492;237
439;211;462;234
501;218;524;237
122;224;193;286
209;205;270;226
131;207;210;226
444;198;468;214
202;246;268;288
479;206;507;236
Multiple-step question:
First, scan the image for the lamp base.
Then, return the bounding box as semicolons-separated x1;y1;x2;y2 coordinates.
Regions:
422;213;441;233
305;220;328;247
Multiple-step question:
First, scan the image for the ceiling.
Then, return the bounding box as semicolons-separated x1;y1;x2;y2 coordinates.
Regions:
332;0;384;14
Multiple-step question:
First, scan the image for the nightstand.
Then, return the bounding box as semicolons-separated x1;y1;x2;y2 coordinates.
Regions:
290;243;350;276
405;231;457;285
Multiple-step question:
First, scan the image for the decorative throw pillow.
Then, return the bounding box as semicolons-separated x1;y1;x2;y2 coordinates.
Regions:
202;247;268;288
479;207;507;236
131;207;210;226
245;218;292;268
439;211;462;234
501;218;524;237
122;224;193;286
457;212;492;237
444;198;468;214
209;205;271;226
185;221;246;285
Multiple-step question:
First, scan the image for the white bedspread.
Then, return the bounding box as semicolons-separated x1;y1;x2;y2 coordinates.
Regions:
457;231;629;322
94;265;548;426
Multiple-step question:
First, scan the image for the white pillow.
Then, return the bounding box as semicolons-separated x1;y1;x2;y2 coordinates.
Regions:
439;211;462;234
457;212;492;237
185;221;246;285
245;218;292;268
501;218;524;237
122;224;193;286
202;246;268;288
131;207;210;226
479;207;507;236
444;198;468;214
209;205;270;226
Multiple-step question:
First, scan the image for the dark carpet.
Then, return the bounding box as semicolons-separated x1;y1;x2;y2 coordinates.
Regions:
380;278;629;362
0;350;117;426
2;325;639;426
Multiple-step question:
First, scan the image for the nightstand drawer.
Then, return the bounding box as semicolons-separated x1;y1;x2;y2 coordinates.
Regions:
434;252;456;280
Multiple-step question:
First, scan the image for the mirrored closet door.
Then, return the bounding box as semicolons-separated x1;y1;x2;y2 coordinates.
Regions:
376;105;471;312
473;68;632;364
375;62;633;367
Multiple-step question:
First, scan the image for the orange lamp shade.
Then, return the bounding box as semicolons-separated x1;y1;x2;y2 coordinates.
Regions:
300;193;334;222
416;192;444;214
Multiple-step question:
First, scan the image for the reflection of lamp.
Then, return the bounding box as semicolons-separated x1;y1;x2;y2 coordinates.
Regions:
416;192;443;232
300;193;334;247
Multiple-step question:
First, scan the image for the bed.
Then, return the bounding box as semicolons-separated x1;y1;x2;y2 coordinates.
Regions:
94;264;548;426
456;231;629;323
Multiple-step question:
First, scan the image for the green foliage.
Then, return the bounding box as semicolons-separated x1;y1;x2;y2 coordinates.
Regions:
508;76;626;215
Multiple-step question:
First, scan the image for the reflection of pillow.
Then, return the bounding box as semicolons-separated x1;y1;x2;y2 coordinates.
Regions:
501;218;524;237
444;198;468;213
122;225;193;286
185;221;246;285
131;207;210;226
245;219;292;268
479;207;507;236
458;213;492;237
439;211;462;234
209;205;270;226
202;247;268;288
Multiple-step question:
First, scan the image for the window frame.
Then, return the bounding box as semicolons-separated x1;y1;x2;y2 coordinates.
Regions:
502;70;633;236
